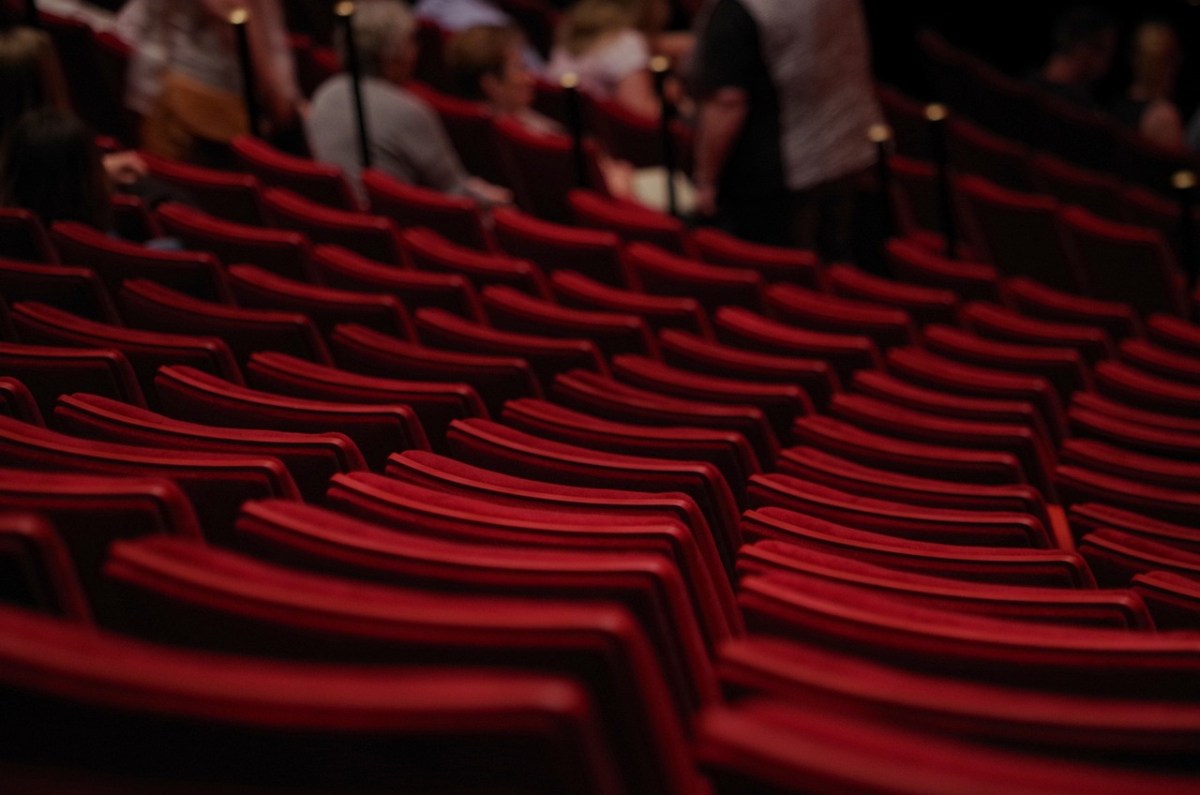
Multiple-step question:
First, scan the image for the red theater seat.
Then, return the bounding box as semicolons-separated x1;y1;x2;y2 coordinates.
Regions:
362;169;494;252
155;202;318;283
0;257;120;324
231;134;359;210
400;226;551;298
551;270;713;338
0;512;90;621
482;285;657;359
263;188;404;265
494;206;627;286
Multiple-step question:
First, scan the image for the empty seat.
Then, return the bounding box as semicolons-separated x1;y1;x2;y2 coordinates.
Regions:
742;508;1094;588
142;153;267;225
695;699;1196;795
1080;529;1200;587
0;604;623;794
947;116;1030;190
1060;205;1188;316
662;326;840;408
362;169;494;252
263;188;404;265
9;302;242;402
500;398;760;500
738;572;1200;698
118;279;333;367
1131;571;1200;631
1072;391;1200;434
623;243;764;312
956;174;1082;291
1070;439;1200;496
155;202;317;283
232;499;719;714
921;324;1089;404
408;83;509;188
777;446;1052;527
551;270;712;338
52;393;366;503
736;545;1147;629
0;257;120;323
483;285;657;359
1069;503;1200;552
0;340;147;417
1146;314;1200;357
825;263;959;326
568;190;689;254
747;473;1049;548
154;365;430;471
1094;360;1200;419
446;418;741;576
312;243;486;322
764;283;917;349
385;449;740;636
51;221;233;303
827;392;1057;496
0;415;298;544
330;323;540;417
495;118;606;223
1002;276;1141;339
493;206;627;286
231;134;359;209
415;307;606;391
1119;338;1200;385
228;264;415;340
1068;406;1200;462
715;306;881;383
552;369;780;467
611;354;814;442
400;226;552;298
1027;151;1125;220
960;300;1115;364
0;512;90;621
851;369;1055;446
102;537;700;795
793;415;1027;487
246;351;486;452
885;236;1000;301
689;227;823;288
1055;466;1200;528
886;347;1066;440
717;635;1200;765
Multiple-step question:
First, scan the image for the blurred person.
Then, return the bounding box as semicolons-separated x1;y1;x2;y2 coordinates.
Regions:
445;24;557;133
412;0;544;67
1112;19;1187;150
1031;4;1117;111
691;0;881;259
306;0;510;206
123;0;303;165
546;0;675;121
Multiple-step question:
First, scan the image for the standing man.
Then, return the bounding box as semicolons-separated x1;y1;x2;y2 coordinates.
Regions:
691;0;881;260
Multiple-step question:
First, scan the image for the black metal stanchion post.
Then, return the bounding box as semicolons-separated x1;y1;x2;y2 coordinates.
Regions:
869;123;894;240
1174;170;1198;290
229;8;263;138
335;1;372;170
560;73;588;189
925;103;957;259
24;0;38;27
650;55;678;218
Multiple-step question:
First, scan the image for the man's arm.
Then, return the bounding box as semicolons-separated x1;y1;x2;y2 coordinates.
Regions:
693;87;748;217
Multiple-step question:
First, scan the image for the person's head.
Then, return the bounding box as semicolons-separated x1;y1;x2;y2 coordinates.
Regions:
0;25;68;137
1129;20;1181;98
336;0;417;84
1050;4;1117;84
557;0;669;56
445;25;535;113
0;108;112;230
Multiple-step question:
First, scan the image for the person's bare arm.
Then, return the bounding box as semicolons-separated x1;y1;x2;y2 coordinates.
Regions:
613;69;663;122
1141;100;1186;151
692;87;748;216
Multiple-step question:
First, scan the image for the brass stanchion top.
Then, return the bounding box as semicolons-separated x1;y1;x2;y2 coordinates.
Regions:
1172;170;1197;191
868;123;893;144
924;103;948;122
228;7;249;25
559;72;579;90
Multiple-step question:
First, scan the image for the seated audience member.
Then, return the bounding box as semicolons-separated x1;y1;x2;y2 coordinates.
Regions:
1;107;115;231
413;0;544;66
0;23;147;190
307;0;509;206
445;24;558;134
546;0;673;121
31;0;124;33
1030;4;1117;112
1112;19;1187;151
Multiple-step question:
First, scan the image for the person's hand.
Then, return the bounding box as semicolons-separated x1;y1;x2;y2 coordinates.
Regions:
465;177;513;208
103;151;148;187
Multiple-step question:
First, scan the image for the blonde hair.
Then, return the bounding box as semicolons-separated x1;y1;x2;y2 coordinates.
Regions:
445;25;525;101
556;0;666;57
336;0;415;77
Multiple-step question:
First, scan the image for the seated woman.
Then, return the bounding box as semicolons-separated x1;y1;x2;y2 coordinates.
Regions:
545;0;678;121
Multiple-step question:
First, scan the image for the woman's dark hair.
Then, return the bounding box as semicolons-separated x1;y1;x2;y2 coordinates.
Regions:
0;25;68;138
0;107;112;230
